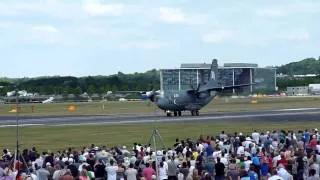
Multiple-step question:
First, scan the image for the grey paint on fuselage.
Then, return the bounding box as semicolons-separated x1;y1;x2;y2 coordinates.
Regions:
155;90;216;112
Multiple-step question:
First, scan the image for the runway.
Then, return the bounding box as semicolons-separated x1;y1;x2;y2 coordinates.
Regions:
0;108;319;127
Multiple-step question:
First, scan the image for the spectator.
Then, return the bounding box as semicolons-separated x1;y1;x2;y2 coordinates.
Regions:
215;157;225;180
79;169;89;180
142;163;154;180
125;163;137;180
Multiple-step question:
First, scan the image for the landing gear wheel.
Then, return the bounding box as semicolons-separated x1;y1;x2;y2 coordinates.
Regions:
191;111;195;116
174;111;178;116
166;112;171;117
196;110;199;116
178;111;182;116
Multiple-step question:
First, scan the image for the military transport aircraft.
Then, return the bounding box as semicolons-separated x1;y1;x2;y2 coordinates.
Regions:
142;60;254;117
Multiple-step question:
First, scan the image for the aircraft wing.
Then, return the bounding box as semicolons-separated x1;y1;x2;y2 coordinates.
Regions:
204;83;255;92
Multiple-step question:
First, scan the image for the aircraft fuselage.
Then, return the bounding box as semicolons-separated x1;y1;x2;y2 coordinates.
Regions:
154;90;216;116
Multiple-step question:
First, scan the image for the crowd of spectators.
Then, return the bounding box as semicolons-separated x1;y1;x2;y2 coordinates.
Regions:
1;128;320;180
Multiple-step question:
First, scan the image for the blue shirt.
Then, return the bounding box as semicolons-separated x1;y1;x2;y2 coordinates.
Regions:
206;145;213;156
260;163;269;176
252;156;260;166
249;171;258;180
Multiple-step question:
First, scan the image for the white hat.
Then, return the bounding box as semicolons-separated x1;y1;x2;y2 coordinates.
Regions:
46;162;51;166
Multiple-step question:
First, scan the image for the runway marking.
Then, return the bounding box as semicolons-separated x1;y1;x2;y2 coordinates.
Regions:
273;108;320;111
0;124;44;128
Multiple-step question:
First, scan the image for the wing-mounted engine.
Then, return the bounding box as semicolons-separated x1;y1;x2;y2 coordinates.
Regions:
141;90;161;102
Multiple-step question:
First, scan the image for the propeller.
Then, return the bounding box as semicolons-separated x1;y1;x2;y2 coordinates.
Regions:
189;83;201;98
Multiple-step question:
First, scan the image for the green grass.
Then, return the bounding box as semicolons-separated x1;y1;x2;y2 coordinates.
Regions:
1;96;320;116
0;120;319;152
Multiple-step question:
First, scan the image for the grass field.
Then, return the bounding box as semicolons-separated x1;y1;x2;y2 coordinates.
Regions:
1;96;320;116
0;120;319;152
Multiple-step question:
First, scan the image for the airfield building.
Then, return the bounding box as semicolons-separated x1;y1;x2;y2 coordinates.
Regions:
160;60;277;96
286;86;309;96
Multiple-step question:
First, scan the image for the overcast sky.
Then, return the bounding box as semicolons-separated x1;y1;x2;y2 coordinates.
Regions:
0;0;319;78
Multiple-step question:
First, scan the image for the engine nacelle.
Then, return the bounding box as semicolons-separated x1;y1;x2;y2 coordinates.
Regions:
146;91;154;97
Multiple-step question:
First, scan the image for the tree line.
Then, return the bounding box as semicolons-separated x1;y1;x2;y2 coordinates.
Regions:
0;70;160;96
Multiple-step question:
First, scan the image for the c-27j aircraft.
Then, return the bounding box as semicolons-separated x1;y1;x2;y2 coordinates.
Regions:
142;60;254;117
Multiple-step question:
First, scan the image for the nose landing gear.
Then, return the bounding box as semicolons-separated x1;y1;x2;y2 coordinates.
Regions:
191;110;199;116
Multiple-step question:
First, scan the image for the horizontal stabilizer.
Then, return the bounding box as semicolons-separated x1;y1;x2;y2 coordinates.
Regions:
205;83;255;92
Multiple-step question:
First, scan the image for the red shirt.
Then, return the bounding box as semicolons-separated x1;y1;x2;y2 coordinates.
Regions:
143;167;155;180
268;157;273;169
309;139;318;149
278;158;288;167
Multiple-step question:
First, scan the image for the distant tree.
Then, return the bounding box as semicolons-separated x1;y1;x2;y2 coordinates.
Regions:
74;86;82;95
87;85;96;95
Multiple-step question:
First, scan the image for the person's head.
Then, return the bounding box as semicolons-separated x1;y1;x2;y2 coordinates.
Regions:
309;169;316;176
80;169;87;177
146;163;150;168
249;165;255;171
110;159;114;166
162;156;165;162
65;169;72;176
160;162;164;168
271;168;278;176
240;170;248;178
182;162;187;168
129;163;134;168
217;157;221;163
54;163;61;170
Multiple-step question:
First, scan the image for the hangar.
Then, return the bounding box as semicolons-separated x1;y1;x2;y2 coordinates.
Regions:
160;59;277;96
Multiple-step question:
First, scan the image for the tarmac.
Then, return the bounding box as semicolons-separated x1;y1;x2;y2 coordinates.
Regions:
0;107;319;127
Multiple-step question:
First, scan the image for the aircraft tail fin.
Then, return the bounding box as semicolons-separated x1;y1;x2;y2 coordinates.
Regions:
199;59;219;91
209;59;218;81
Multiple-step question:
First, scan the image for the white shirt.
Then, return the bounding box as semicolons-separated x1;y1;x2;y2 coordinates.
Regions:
310;163;320;178
143;156;150;164
163;161;168;172
237;146;245;156
197;144;204;152
221;157;228;166
244;160;252;171
252;132;260;144
159;167;168;180
182;147;188;155
268;175;284;180
212;150;221;160
277;167;292;180
106;166;118;180
316;144;320;152
244;140;253;149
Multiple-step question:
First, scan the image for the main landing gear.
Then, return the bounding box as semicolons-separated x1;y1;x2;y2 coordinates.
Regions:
191;110;199;116
166;111;182;117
